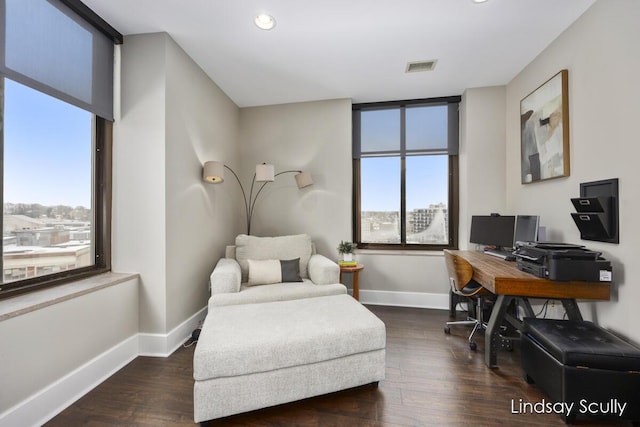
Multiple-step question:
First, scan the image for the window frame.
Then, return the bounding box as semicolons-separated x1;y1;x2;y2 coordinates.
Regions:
352;96;460;251
0;111;112;300
0;0;120;300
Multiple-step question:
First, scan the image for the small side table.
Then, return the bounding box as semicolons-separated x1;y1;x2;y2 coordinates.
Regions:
339;263;364;301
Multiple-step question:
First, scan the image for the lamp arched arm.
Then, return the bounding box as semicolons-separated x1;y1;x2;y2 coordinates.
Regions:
224;165;251;233
248;170;303;233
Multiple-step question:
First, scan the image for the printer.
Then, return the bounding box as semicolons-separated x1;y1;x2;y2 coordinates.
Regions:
514;242;612;282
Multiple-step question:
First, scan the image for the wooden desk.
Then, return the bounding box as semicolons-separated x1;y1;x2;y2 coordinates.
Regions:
339;263;364;301
445;250;610;368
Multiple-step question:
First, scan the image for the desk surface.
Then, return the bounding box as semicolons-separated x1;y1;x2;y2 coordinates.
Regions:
445;250;610;301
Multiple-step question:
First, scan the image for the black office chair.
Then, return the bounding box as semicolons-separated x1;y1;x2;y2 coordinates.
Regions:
443;251;491;351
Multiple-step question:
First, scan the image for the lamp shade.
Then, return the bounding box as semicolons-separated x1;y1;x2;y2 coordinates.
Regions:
295;171;314;189
255;163;275;182
203;161;225;183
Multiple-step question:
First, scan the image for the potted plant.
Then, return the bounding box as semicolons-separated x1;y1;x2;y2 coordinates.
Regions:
337;240;356;262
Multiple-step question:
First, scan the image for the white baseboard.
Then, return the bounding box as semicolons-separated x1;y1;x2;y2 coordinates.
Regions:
0;335;139;427
0;306;208;427
139;306;208;357
360;289;450;310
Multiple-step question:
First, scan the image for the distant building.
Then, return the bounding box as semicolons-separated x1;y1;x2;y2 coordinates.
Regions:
361;211;401;243
69;229;91;240
13;227;70;247
3;215;45;234
2;214;91;283
361;203;449;244
3;245;90;283
3;236;17;247
407;203;448;233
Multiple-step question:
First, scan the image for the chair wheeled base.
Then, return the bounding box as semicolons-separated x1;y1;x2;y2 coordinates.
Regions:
445;292;486;351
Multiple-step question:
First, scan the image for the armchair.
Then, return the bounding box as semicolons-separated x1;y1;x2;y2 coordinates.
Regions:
209;234;346;307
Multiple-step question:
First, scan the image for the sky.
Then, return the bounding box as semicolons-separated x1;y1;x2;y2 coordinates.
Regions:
359;105;449;212
361;155;448;212
3;78;92;208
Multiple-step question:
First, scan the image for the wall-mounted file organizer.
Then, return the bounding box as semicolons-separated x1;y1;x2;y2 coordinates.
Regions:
570;178;619;243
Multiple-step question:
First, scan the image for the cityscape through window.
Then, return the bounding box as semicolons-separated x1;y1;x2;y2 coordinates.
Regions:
353;99;459;249
2;78;94;283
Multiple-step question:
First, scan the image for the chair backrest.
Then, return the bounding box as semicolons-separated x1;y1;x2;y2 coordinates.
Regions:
226;241;317;259
444;251;474;294
231;234;314;281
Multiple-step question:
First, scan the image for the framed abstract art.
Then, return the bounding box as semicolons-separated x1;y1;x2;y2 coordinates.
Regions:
520;70;570;184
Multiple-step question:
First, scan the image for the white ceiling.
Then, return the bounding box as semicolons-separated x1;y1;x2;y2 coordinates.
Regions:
84;0;595;108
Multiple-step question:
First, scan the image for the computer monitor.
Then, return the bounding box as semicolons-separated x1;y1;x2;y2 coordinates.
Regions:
513;215;540;245
469;215;516;249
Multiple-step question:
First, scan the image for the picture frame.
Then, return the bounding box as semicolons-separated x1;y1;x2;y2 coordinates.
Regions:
520;69;570;184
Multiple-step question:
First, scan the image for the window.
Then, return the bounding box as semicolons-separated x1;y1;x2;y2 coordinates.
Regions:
353;97;460;250
0;0;121;299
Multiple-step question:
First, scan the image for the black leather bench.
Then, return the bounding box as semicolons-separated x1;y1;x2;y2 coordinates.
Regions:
521;318;640;424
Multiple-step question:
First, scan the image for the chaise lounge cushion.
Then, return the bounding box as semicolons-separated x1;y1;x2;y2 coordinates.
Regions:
235;234;312;281
194;294;386;381
209;280;346;307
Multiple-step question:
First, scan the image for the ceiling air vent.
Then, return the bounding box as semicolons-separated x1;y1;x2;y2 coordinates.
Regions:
405;59;438;73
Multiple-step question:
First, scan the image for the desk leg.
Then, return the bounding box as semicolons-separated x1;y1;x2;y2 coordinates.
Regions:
561;299;583;320
485;295;515;369
519;298;535;318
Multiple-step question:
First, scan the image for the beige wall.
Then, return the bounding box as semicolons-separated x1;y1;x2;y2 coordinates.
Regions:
238;99;352;257
459;86;507;249
505;0;640;343
355;250;449;295
164;35;240;331
237;99;451;297
113;33;168;333
236;93;508;298
114;33;240;334
0;278;138;417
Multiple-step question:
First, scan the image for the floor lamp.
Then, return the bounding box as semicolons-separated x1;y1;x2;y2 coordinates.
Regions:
203;161;313;235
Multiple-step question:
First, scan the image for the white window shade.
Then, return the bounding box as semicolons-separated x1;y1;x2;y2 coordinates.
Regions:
406;105;448;151
360;108;401;153
1;0;115;120
353;100;459;158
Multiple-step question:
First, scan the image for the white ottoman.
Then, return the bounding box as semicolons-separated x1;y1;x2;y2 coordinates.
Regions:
193;294;386;422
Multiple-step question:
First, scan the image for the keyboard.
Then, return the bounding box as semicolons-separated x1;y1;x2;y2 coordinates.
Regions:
483;248;516;261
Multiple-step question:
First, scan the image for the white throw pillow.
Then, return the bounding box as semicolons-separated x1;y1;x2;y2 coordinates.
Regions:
235;234;313;282
247;259;282;286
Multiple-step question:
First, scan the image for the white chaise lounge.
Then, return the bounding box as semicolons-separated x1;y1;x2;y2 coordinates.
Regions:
193;234;386;422
194;294;386;422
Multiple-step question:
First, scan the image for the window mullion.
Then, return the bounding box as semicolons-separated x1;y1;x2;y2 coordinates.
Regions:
400;107;406;245
352;159;361;244
0;78;4;279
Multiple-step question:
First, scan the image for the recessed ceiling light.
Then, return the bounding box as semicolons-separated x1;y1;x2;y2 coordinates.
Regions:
472;0;488;3
254;14;276;30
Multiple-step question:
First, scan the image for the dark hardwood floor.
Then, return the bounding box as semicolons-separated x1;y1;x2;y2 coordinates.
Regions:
47;305;632;426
